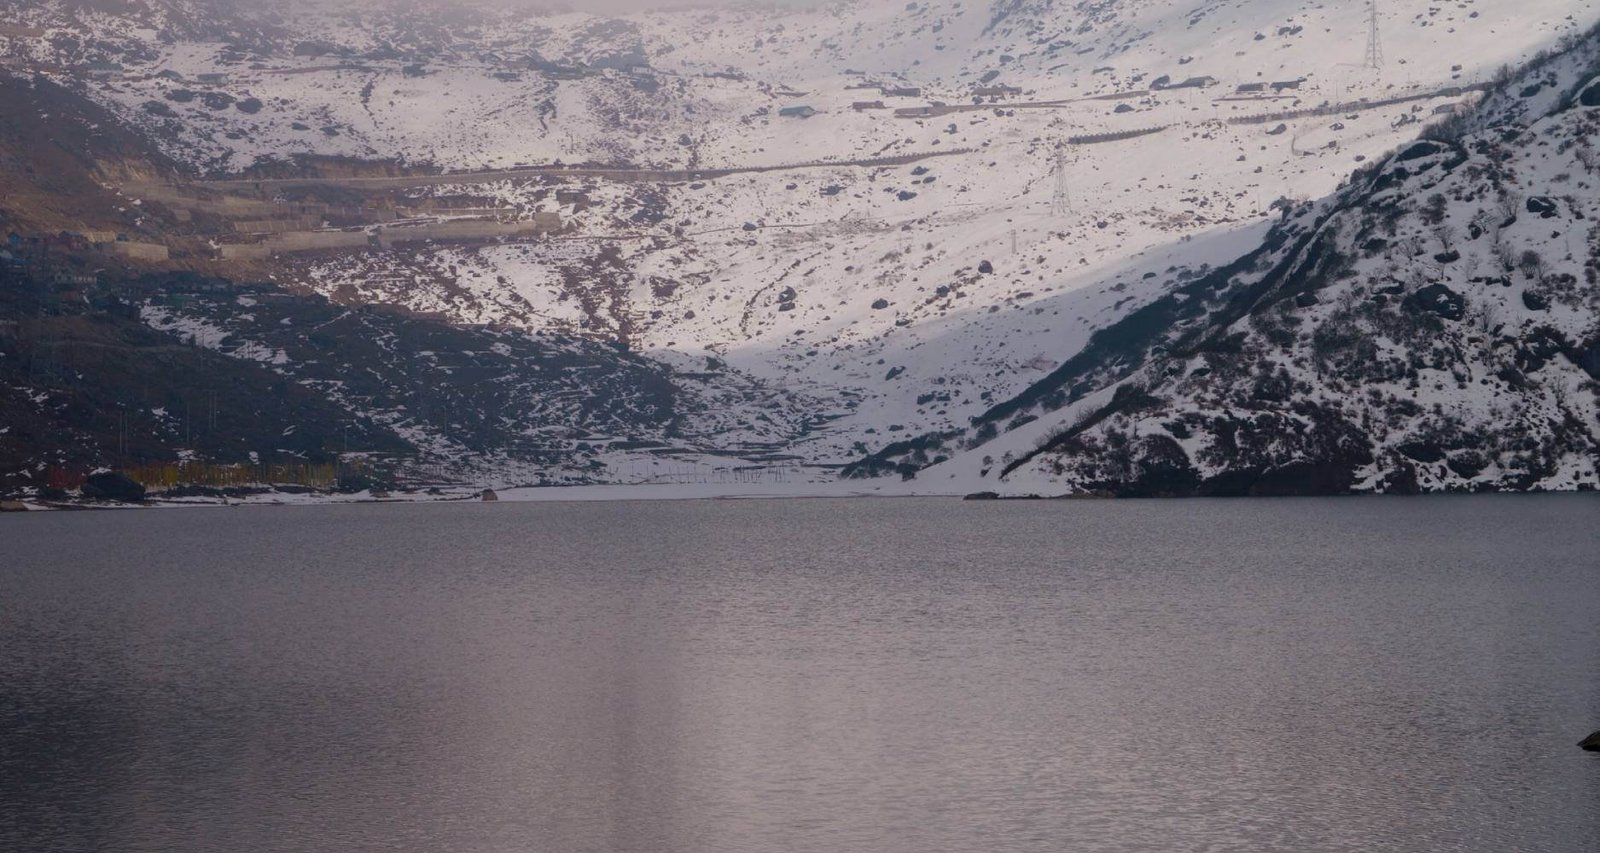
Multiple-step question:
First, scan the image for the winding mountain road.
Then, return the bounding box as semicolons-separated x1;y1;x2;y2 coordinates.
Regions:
194;148;979;191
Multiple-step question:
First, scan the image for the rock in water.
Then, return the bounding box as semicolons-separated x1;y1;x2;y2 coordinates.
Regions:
481;489;499;502
1581;731;1600;752
80;472;146;503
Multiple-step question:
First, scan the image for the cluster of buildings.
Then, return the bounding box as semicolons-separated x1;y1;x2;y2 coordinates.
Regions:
0;231;276;315
2;230;167;272
1150;74;1219;91
1235;79;1306;94
787;75;1025;121
218;213;564;261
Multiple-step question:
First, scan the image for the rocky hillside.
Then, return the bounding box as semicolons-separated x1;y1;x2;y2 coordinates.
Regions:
0;270;410;493
136;284;829;483
3;0;1597;497
870;25;1600;495
0;73;177;234
1;262;825;494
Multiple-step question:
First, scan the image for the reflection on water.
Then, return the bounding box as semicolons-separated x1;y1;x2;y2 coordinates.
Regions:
2;495;1598;852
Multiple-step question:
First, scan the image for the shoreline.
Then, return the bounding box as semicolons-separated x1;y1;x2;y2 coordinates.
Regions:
5;481;1597;512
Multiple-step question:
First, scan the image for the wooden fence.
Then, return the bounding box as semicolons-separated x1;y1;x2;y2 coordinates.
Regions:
122;461;352;491
1068;126;1168;145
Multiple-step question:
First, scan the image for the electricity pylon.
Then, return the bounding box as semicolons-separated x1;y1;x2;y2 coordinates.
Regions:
1364;0;1384;70
1052;148;1071;216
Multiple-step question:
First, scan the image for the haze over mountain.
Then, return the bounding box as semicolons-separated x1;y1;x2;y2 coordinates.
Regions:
2;0;1597;498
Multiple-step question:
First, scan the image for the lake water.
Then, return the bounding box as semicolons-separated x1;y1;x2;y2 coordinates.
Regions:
2;495;1598;852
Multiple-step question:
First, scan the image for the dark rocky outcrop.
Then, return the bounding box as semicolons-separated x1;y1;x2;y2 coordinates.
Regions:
1525;196;1559;218
1580;78;1600;108
1402;283;1466;321
1580;731;1600;752
81;472;146;503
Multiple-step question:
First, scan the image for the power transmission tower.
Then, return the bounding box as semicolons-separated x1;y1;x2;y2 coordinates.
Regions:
1364;0;1384;70
1051;147;1071;215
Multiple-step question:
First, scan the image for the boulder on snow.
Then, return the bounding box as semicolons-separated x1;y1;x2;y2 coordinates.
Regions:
1579;77;1600;108
977;260;994;274
1526;196;1559;218
1577;340;1600;382
1515;326;1570;373
1396;140;1446;162
1402;283;1466;321
80;472;146;503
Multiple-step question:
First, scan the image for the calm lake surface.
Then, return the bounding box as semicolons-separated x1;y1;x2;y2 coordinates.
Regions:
3;495;1598;852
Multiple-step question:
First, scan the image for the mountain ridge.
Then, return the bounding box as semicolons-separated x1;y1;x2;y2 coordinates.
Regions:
2;0;1597;497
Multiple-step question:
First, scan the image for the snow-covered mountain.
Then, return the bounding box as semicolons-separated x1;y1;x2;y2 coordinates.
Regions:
874;25;1600;494
2;0;1596;493
7;0;1585;171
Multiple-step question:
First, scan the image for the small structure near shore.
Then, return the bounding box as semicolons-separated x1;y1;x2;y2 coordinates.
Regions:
481;488;499;502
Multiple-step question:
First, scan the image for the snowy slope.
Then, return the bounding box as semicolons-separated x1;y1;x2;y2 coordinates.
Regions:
890;26;1600;495
5;0;1597;488
8;0;1589;172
